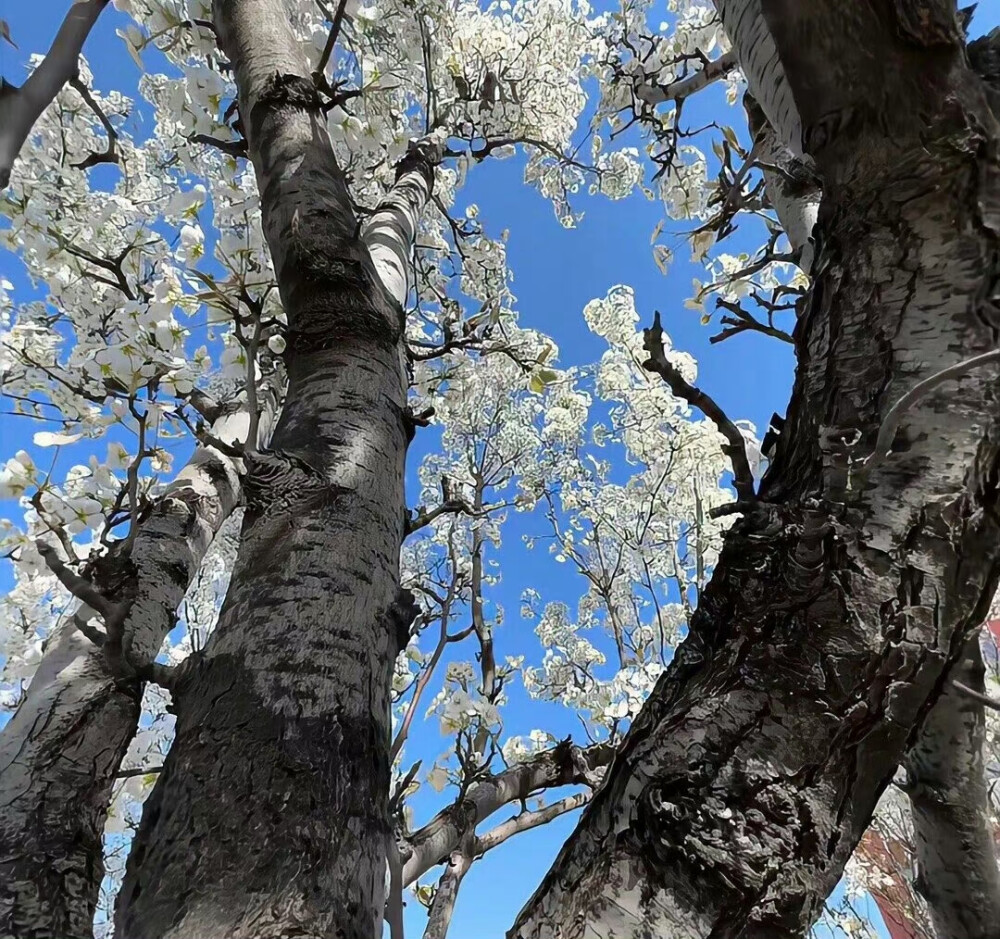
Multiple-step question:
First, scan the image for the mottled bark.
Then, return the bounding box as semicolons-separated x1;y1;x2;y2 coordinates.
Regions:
0;412;245;939
113;1;424;936
512;3;1000;937
902;634;1000;939
713;0;801;153
0;0;110;189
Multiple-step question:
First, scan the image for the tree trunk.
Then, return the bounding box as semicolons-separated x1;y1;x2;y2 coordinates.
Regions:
114;1;420;936
512;3;1000;936
903;634;1000;939
0;417;244;939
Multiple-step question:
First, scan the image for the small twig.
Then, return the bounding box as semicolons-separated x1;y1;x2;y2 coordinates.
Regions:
859;349;1000;477
952;680;1000;712
390;602;450;761
642;311;756;501
390;759;423;813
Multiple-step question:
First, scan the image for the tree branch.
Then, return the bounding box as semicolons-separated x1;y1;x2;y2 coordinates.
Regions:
635;49;739;106
421;835;473;939
313;0;349;87
67;73;119;171
189;132;248;157
642;310;756;501
363;130;447;307
952;679;1000;711
115;765;165;780
36;542;125;628
858;349;1000;480
0;0;110;188
475;792;590;855
402;740;612;886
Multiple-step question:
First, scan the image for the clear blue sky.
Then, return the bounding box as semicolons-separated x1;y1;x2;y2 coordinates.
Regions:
2;1;999;936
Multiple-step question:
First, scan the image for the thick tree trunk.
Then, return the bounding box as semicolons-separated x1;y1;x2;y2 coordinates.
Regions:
0;415;244;939
114;2;426;936
903;634;1000;939
512;4;1000;937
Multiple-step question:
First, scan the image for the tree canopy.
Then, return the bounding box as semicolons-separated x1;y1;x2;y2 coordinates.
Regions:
1;1;999;938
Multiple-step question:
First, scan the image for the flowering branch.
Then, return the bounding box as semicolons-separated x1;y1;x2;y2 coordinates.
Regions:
642;311;756;501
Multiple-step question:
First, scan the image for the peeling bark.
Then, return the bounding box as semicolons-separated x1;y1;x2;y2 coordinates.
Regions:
512;3;1000;936
0;0;110;189
902;634;1000;939
113;1;424;936
0;414;245;939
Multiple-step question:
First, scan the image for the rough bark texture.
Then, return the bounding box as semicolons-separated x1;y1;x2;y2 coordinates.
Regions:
0;418;244;939
0;0;110;189
512;3;1000;937
114;2;420;936
902;634;1000;939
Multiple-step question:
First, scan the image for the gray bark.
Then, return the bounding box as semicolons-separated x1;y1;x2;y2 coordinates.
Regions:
0;0;109;189
401;740;613;887
511;3;1000;936
113;1;435;936
0;412;245;939
364;133;446;308
902;634;1000;939
421;841;473;939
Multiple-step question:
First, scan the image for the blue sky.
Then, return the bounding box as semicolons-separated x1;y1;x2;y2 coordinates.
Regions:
3;1;1000;936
